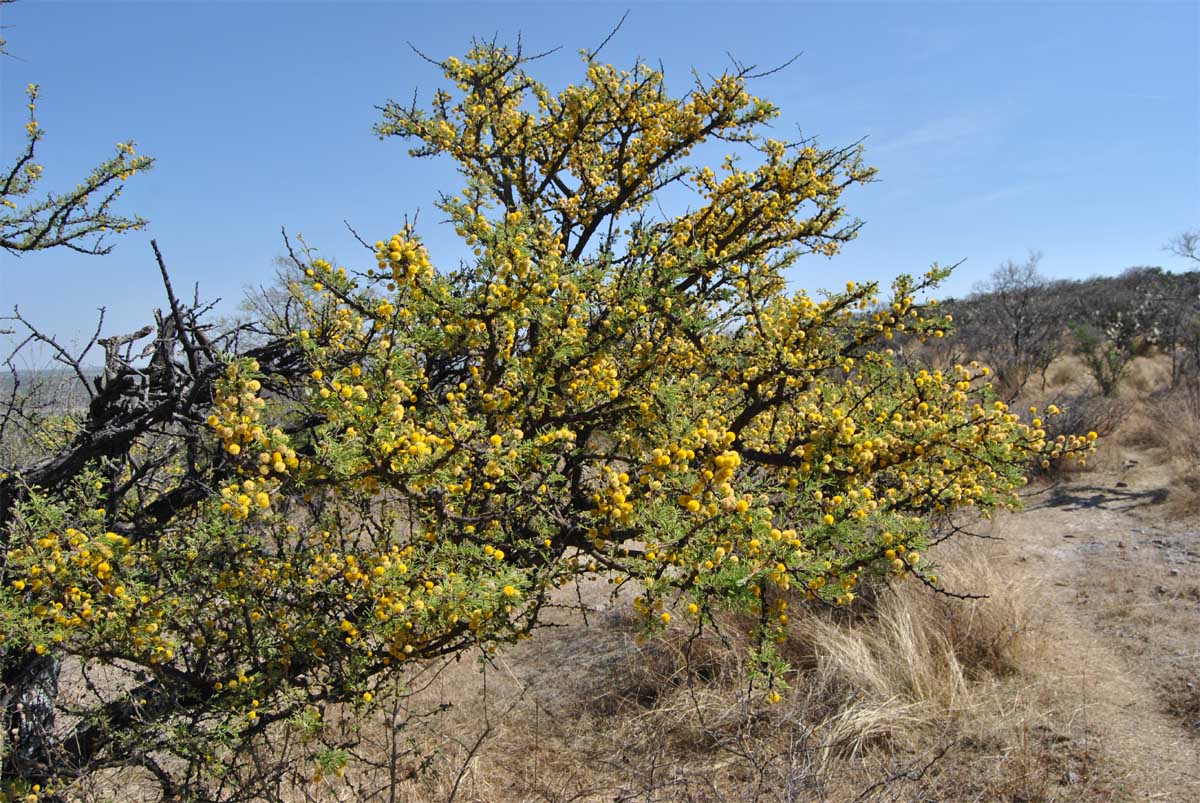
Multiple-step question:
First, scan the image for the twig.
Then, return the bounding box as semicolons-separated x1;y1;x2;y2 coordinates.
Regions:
151;239;200;377
585;10;629;61
851;740;954;802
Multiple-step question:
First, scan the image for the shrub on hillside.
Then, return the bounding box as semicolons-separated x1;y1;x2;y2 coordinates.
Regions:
0;40;1091;800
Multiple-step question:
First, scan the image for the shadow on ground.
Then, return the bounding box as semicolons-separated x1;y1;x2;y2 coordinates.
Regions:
1032;484;1170;513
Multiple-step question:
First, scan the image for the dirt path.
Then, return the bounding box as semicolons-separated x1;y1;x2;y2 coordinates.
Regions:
985;459;1200;801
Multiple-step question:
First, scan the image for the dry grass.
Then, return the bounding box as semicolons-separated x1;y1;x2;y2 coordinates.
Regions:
1159;674;1200;735
1046;355;1094;395
1123;355;1173;397
1026;354;1200;493
215;545;1114;803
1153;383;1200;514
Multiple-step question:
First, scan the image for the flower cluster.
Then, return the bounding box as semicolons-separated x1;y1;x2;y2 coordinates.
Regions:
208;360;299;519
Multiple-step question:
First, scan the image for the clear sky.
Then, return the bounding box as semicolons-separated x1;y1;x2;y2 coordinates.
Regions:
1;0;1198;363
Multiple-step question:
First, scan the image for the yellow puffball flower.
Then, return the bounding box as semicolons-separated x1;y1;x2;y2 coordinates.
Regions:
502;585;517;598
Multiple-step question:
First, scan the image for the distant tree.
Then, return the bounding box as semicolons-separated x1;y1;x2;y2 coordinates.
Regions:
1061;266;1200;395
1164;230;1200;388
956;253;1063;398
1060;269;1139;397
1070;321;1134;397
1167;229;1200;265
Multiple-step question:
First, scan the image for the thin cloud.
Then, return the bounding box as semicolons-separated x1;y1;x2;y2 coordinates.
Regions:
958;183;1032;208
873;100;1018;154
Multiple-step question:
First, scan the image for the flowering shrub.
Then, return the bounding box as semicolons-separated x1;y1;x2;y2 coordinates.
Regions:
1;42;1092;799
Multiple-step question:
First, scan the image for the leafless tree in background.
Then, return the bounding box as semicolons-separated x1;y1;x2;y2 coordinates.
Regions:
957;252;1064;399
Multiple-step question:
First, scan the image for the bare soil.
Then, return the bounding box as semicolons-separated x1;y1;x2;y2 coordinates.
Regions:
980;448;1200;801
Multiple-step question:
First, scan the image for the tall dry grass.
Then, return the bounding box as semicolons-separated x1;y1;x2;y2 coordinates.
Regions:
229;545;1105;803
1100;355;1200;519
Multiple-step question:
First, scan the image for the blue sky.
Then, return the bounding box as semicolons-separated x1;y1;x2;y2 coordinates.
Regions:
1;0;1197;363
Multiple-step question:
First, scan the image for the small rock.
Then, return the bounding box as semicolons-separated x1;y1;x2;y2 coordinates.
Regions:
1116;481;1129;488
1155;585;1169;594
1117;541;1125;549
1170;569;1181;577
1066;770;1082;785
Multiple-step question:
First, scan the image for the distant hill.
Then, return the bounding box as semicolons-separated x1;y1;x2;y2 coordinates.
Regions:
937;265;1200;397
0;367;102;414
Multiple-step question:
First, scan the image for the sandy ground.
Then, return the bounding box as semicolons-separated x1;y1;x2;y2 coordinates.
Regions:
983;451;1200;801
